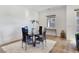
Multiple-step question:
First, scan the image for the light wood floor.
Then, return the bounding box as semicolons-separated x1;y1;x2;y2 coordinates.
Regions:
47;35;79;53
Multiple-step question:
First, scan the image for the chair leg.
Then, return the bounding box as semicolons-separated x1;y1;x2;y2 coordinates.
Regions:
22;41;23;48
25;42;27;50
42;41;44;48
45;40;47;47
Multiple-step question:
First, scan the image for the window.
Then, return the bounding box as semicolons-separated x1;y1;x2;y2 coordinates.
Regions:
47;15;56;28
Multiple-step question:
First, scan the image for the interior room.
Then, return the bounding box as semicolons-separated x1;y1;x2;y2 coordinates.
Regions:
0;5;79;53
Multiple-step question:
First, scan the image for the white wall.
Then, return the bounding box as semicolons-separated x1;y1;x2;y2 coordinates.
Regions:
39;6;66;36
0;6;39;44
66;5;79;45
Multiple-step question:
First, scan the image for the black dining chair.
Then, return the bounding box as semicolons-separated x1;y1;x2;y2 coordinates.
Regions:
35;26;47;47
40;27;47;47
22;27;27;50
22;27;33;50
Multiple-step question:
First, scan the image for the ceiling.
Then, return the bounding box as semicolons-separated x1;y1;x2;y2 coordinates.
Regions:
21;5;64;11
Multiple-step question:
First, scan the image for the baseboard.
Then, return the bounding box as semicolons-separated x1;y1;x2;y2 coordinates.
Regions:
0;39;21;47
46;34;60;37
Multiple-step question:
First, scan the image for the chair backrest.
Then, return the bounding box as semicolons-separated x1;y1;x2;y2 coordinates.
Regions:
39;26;42;35
22;27;28;42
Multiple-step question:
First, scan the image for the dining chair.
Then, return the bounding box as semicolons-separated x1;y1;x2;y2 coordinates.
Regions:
35;26;47;47
22;27;33;50
22;27;27;50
